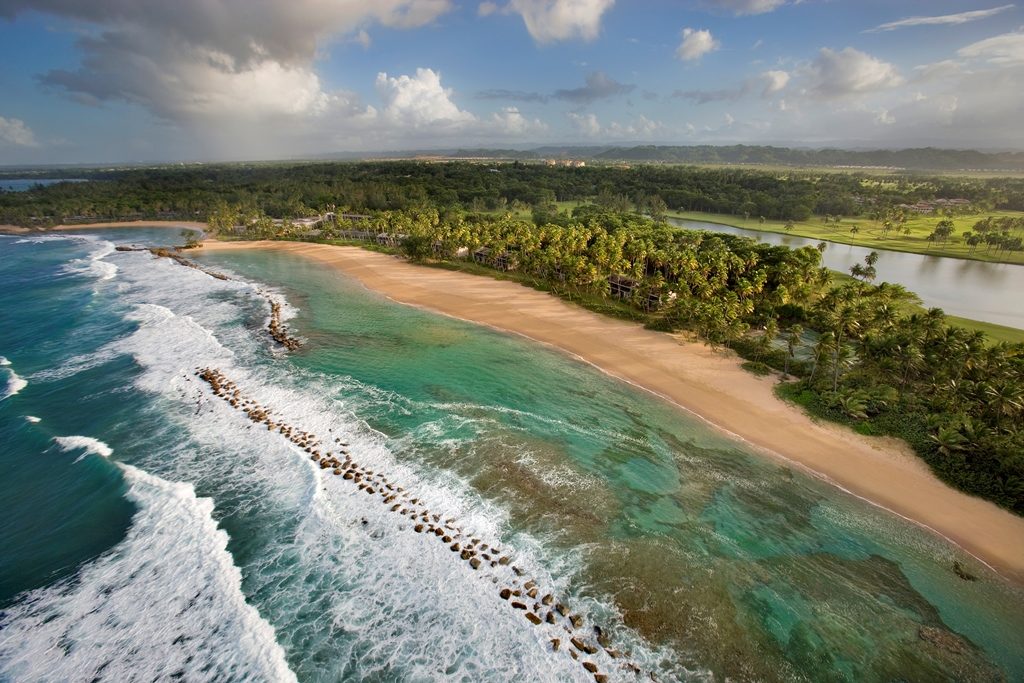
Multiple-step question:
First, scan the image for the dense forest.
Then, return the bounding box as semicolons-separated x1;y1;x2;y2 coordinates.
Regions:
4;160;1024;227
212;205;1023;515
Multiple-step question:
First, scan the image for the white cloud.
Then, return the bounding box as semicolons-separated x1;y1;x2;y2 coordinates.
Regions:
912;59;968;83
354;29;372;49
806;47;903;98
376;68;476;128
607;115;665;138
567;112;602;136
10;0;454;125
958;30;1024;65
0;116;38;146
867;5;1014;32
505;0;615;43
705;0;788;16
673;69;790;103
567;112;666;139
478;1;500;16
676;27;719;62
0;1;453;66
760;69;790;95
488;106;548;135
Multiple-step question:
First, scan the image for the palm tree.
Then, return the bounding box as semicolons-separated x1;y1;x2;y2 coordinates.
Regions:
784;324;803;377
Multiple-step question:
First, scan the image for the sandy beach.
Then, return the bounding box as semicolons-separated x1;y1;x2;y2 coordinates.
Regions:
200;239;1024;582
0;220;207;234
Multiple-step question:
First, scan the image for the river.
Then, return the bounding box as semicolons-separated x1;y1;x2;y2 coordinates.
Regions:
671;218;1024;330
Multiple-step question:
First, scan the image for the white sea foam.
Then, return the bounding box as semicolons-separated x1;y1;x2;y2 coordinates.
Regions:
30;347;120;382
0;463;298;683
25;415;41;423
53;435;114;461
62;238;118;282
59;242;680;680
13;235;78;245
2;367;27;400
0;355;10;365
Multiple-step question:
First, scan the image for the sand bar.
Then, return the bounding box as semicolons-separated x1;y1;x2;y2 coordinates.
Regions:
200;240;1024;582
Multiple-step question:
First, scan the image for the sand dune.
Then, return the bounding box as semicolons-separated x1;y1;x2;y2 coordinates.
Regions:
202;239;1024;583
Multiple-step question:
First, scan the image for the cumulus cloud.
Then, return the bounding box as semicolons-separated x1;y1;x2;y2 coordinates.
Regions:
0;116;38;146
488;106;548;135
553;71;634;103
567;112;666;139
912;59;968;83
806;47;902;98
957;30;1024;65
704;0;788;16
376;68;476;128
676;28;719;62
5;0;453;125
567;112;602;136
0;1;453;67
867;5;1014;33
606;115;665;138
505;0;615;43
760;69;790;95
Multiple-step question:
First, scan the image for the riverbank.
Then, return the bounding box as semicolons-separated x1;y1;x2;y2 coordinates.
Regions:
199;239;1024;583
0;220;208;234
667;210;1024;266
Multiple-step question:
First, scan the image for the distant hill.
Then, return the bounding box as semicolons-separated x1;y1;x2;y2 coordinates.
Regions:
587;145;1024;171
297;144;1024;171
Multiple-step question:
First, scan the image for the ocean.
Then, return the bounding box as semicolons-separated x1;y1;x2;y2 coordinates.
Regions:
1;228;1022;682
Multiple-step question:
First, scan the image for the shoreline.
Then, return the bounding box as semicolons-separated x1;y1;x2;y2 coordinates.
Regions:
198;239;1024;583
0;220;208;234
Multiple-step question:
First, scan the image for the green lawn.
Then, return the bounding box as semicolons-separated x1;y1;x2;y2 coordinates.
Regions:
667;209;1024;265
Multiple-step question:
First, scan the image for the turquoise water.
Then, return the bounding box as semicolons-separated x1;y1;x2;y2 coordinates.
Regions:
1;229;1022;682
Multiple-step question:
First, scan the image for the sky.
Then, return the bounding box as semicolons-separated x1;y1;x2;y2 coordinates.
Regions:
1;0;1023;164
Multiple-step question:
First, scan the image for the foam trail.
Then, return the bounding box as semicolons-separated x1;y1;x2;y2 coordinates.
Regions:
0;355;10;365
63;238;118;281
2;367;27;400
0;463;298;683
31;347;120;382
25;416;41;423
53;435;114;460
89;242;681;679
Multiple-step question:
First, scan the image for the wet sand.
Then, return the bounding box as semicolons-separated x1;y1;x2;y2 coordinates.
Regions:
200;240;1024;583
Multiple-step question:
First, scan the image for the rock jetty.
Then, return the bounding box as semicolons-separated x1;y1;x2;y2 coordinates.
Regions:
196;366;642;682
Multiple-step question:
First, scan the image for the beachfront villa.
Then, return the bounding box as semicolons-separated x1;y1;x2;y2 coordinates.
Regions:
474;246;516;271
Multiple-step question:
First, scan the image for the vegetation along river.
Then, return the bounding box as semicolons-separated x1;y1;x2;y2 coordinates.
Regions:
672;219;1024;330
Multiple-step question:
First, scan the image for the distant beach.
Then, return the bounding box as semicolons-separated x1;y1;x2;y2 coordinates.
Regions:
201;239;1024;583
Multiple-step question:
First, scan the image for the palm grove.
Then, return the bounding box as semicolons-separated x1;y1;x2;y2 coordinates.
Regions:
209;201;1024;515
5;161;1023;513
